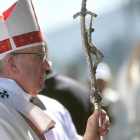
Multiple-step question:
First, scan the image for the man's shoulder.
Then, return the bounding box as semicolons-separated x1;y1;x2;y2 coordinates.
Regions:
0;99;26;125
0;99;40;140
37;95;67;113
0;99;18;117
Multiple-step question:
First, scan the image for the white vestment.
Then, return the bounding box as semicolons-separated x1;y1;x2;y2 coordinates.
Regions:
0;99;40;140
0;78;55;140
38;95;83;140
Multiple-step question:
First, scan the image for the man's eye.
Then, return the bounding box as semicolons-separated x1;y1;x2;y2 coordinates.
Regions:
36;54;43;61
38;54;42;57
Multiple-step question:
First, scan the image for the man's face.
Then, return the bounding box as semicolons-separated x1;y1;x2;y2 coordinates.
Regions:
17;45;50;96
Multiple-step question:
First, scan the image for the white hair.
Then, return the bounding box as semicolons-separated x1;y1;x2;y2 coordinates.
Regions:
0;58;6;74
0;54;11;74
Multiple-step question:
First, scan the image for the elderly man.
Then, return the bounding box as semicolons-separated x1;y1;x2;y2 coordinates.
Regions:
32;41;94;135
0;0;110;140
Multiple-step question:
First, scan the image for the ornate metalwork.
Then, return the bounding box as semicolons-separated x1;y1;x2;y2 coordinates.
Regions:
73;0;104;103
73;0;104;139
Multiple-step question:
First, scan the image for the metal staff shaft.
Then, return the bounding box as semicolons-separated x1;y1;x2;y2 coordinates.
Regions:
94;103;103;140
73;0;104;139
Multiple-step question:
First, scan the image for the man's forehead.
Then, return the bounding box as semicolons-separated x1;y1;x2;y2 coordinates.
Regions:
32;45;45;52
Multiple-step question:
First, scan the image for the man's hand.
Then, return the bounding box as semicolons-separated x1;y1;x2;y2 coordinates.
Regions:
83;109;110;140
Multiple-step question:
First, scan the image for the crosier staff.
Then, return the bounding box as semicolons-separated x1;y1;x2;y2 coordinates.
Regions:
73;0;104;140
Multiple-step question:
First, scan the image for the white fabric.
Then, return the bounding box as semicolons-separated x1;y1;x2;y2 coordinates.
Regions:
6;0;39;37
101;87;128;140
0;98;40;140
0;78;55;135
0;20;8;41
116;57;140;140
0;0;44;60
38;95;83;140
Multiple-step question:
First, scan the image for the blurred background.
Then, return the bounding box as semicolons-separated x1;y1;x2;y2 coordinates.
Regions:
1;0;140;139
1;0;140;84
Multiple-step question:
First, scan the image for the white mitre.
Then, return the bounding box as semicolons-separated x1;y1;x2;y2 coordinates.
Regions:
0;0;44;60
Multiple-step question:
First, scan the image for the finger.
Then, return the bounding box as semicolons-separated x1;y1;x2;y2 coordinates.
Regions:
83;110;101;140
99;128;110;136
102;115;110;127
105;115;109;122
88;110;99;126
86;110;99;133
98;116;110;132
101;109;107;119
102;120;110;130
102;115;110;124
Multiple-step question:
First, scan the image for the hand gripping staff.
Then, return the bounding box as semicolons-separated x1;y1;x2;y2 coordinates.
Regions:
73;0;104;139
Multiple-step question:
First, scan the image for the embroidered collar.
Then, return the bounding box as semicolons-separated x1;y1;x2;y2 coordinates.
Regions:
0;78;55;134
0;78;30;100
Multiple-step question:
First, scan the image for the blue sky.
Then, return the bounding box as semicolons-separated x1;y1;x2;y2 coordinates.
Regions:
0;0;126;33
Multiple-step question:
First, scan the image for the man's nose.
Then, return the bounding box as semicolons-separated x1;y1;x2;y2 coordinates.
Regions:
43;58;52;70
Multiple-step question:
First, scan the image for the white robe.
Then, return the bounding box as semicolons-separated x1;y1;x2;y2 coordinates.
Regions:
38;95;83;140
0;99;40;140
0;78;55;140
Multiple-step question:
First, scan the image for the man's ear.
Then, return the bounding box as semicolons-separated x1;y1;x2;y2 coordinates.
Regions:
7;55;19;74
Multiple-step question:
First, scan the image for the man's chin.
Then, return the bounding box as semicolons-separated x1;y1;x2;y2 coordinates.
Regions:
30;85;44;97
37;84;44;94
